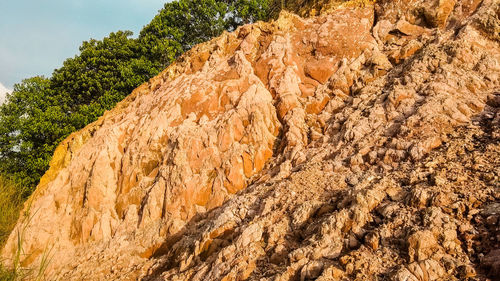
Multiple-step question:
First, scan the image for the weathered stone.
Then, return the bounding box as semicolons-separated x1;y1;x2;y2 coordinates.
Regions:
422;0;457;28
2;1;500;280
300;260;324;280
487;92;500;108
482;249;500;277
365;232;380;250
408;231;439;262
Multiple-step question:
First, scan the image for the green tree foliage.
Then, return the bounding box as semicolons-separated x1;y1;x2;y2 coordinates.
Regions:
51;31;160;129
139;0;274;68
0;0;277;193
0;77;68;192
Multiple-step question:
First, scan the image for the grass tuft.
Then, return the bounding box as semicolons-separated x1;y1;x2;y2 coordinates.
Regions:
0;177;23;248
0;177;23;280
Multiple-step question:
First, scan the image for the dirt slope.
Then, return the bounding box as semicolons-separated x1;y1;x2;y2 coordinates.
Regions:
2;0;499;280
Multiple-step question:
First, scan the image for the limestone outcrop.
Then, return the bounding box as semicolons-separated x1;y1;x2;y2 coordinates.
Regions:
2;0;499;280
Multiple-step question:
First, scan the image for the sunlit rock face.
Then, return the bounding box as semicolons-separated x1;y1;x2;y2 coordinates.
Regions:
3;0;500;280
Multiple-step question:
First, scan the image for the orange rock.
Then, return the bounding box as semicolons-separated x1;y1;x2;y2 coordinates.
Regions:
194;176;213;207
232;116;245;142
299;82;317;98
395;20;430;37
238;260;257;280
306;96;330;115
304;58;337;84
224;156;245;194
254;147;273;173
277;94;301;119
242;152;254;178
206;176;226;210
219;128;233;152
187;137;204;173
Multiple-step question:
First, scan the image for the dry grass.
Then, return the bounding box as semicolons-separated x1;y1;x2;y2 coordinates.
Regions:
0;177;22;248
0;265;16;281
0;177;23;280
0;179;51;281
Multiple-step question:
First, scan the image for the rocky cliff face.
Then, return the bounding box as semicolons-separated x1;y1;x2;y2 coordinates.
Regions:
2;0;500;280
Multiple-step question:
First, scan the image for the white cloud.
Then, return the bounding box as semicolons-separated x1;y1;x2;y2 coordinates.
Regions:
0;82;11;104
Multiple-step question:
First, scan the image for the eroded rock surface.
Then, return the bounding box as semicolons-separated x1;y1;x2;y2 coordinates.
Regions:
2;0;499;280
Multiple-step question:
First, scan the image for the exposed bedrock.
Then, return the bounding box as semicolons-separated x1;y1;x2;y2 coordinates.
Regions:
2;0;499;280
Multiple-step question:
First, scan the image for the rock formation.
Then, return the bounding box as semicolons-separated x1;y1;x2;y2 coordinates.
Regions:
2;0;499;280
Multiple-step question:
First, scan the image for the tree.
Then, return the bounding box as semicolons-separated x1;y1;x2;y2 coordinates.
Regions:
227;0;275;27
0;77;71;193
51;31;159;128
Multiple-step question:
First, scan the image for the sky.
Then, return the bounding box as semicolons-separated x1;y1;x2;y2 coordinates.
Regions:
0;0;169;90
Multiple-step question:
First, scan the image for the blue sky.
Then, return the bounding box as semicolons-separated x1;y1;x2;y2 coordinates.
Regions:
0;0;169;91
